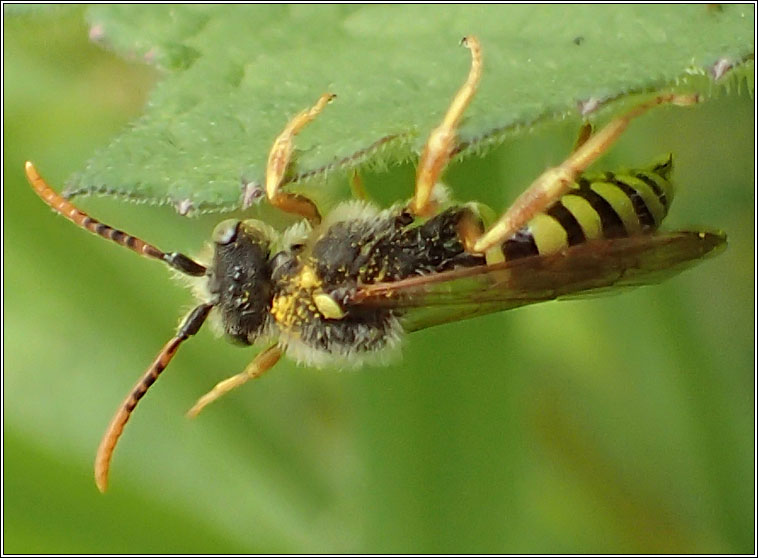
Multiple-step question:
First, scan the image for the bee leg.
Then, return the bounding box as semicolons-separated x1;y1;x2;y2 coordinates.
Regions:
456;207;485;253
265;92;336;224
409;36;482;217
186;344;282;418
472;93;700;253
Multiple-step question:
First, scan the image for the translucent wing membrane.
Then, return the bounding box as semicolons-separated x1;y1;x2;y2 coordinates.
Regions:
349;231;726;332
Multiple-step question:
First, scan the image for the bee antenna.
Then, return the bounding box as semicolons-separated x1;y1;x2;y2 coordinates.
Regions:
25;162;206;277
94;302;213;493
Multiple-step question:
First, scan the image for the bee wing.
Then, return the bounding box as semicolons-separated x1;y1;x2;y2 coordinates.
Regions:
348;231;726;332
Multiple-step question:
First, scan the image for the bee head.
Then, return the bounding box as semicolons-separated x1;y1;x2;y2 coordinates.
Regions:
208;218;276;344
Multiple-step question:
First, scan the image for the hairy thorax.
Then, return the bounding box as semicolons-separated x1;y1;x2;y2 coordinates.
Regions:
268;202;483;367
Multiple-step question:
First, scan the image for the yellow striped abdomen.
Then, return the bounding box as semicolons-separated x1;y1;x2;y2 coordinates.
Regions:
502;155;674;260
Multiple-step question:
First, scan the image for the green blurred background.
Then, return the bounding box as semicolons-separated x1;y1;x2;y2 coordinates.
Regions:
3;7;754;554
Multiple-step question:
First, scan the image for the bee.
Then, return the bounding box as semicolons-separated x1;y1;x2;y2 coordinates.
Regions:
25;36;726;493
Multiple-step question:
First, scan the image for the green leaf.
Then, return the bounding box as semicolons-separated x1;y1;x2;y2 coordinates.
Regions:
5;9;754;553
67;4;754;214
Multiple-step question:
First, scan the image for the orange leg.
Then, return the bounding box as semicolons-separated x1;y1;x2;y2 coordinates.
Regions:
349;169;370;201
186;344;282;418
472;93;700;254
409;36;482;217
265;93;336;223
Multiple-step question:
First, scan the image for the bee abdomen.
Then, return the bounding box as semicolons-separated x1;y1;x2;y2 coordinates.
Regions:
503;156;674;260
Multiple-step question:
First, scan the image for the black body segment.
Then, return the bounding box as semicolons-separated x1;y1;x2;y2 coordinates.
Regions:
546;202;586;246
503;229;540;260
603;173;657;230
270;207;485;357
635;170;672;210
500;159;675;261
360;208;485;281
208;222;273;344
573;182;628;238
310;207;484;285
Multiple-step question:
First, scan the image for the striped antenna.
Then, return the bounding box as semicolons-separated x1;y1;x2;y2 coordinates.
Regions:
25;162;206;276
94;303;213;493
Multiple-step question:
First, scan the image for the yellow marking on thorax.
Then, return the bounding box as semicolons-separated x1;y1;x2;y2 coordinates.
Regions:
298;266;320;289
271;291;298;326
270;264;346;326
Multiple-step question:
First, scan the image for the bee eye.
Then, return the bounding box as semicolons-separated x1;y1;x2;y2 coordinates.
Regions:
212;219;240;245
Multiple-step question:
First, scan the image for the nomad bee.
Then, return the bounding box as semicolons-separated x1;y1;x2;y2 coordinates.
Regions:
26;37;726;492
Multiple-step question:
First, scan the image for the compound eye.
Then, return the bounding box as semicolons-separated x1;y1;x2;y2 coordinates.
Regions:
212;219;240;245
